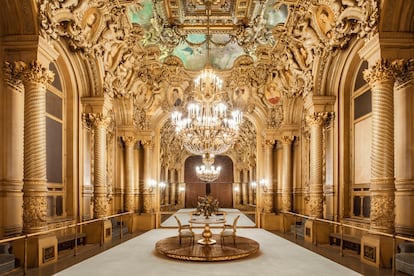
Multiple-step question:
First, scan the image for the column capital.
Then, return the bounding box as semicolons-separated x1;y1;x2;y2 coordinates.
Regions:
363;59;395;86
141;139;154;149
6;60;54;85
306;112;329;126
280;135;295;144
122;136;137;147
264;139;275;147
82;112;112;128
393;58;414;88
4;61;24;91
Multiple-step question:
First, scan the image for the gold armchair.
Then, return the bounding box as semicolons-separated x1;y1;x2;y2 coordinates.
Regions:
220;215;240;246
174;215;195;245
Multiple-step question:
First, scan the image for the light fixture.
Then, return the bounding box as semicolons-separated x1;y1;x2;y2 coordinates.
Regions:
159;182;166;190
170;1;242;156
259;178;267;192
250;181;257;190
148;179;156;193
195;153;221;182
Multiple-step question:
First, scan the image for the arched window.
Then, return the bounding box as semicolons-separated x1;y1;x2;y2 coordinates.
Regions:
46;62;65;219
351;60;371;219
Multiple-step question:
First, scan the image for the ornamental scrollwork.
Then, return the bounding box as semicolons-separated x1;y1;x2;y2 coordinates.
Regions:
4;60;54;86
363;59;395;85
23;196;47;228
370;194;395;230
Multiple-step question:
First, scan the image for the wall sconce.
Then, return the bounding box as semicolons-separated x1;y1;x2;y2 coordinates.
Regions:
179;187;185;192
250;181;257;191
260;179;267;192
234;186;240;192
159;182;166;191
149;179;156;193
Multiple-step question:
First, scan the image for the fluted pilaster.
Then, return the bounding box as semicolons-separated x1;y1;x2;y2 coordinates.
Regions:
242;169;249;205
1;62;25;235
364;59;395;233
281;136;294;212
122;136;136;212
262;140;274;213
142;140;154;213
170;168;177;205
393;59;414;235
306;112;328;218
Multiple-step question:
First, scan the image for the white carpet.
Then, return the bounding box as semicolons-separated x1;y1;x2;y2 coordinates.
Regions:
54;228;361;276
161;208;256;227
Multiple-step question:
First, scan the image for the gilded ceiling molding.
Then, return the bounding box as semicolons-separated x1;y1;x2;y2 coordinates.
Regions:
273;0;379;98
38;0;170;102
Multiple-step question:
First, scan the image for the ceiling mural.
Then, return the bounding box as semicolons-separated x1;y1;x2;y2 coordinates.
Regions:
172;34;245;70
38;0;379;136
126;0;288;70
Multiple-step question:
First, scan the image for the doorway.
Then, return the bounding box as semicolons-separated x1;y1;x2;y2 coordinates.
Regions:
184;155;234;208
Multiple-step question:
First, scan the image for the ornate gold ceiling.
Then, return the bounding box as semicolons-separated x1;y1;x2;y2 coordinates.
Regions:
163;0;254;33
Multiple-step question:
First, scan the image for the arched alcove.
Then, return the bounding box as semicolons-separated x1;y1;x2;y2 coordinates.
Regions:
184;155;234;208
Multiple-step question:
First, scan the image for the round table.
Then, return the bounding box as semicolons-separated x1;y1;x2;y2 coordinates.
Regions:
189;217;226;245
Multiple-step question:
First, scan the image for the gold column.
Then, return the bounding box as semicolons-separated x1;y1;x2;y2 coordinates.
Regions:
122;136;136;212
364;59;395;233
306;112;328;218
163;168;170;205
170;169;176;205
249;167;255;205
393;59;414;235
281;136;294;212
136;142;143;212
262;140;274;213
18;61;54;233
86;113;111;219
1;63;25;235
142;140;154;213
242;169;249;206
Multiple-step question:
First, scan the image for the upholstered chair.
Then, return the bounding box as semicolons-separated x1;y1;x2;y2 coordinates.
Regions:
174;215;195;245
220;215;240;246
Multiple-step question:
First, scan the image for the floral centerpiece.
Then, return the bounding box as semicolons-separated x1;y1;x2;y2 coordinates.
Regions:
196;195;219;218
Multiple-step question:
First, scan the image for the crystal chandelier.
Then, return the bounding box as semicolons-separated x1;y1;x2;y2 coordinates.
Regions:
195;153;221;182
170;2;242;155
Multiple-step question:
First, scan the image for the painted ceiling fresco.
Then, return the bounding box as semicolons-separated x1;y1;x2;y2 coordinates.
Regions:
128;0;288;70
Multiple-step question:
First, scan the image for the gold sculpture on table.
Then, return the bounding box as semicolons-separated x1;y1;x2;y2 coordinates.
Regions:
196;195;219;218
